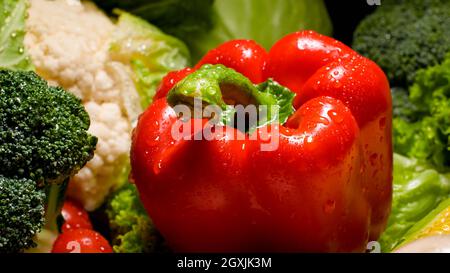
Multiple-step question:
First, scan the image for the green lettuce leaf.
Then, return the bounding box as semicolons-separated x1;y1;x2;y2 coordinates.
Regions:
187;0;332;60
379;154;450;252
95;0;214;50
396;198;450;250
109;11;190;108
95;0;332;61
394;117;447;170
0;0;33;70
393;54;450;170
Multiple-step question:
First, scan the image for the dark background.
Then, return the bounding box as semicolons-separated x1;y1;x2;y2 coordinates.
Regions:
324;0;378;46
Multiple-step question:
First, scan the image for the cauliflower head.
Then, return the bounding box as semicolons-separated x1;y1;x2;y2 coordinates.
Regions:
24;0;190;211
24;0;138;211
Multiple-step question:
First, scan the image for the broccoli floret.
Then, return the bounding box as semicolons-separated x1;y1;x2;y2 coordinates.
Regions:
353;0;450;86
391;87;422;122
0;70;97;252
0;70;97;185
0;176;45;253
106;183;164;253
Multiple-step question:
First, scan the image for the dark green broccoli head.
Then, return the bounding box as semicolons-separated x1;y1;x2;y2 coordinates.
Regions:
353;0;450;86
0;176;45;253
106;183;165;253
0;70;97;185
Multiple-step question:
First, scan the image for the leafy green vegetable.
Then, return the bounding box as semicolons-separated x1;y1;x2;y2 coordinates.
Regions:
0;0;33;70
187;0;332;60
394;117;448;171
393;55;450;170
95;0;214;53
353;0;450;87
396;198;450;250
129;59;168;109
106;183;163;253
110;11;190;108
379;154;450;252
167;64;295;132
409;54;450;117
96;0;332;61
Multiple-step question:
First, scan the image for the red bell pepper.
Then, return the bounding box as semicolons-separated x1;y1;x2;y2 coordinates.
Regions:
131;31;392;252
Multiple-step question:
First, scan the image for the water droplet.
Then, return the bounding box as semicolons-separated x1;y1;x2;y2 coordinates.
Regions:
157;160;163;170
369;153;378;166
323;200;336;213
379;117;386;129
18;47;24;54
307;122;316;130
372;169;378;178
360;164;366;174
327;110;344;123
10;32;17;38
317;116;330;126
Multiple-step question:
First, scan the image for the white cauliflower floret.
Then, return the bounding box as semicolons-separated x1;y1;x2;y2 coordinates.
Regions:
25;0;116;103
67;102;131;211
25;0;140;210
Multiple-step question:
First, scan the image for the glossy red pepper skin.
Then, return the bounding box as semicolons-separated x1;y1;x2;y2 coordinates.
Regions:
264;31;354;94
267;31;392;240
195;39;268;84
154;67;195;100
131;31;392;252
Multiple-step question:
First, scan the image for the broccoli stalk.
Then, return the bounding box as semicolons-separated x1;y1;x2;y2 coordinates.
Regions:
0;70;97;252
44;180;70;231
